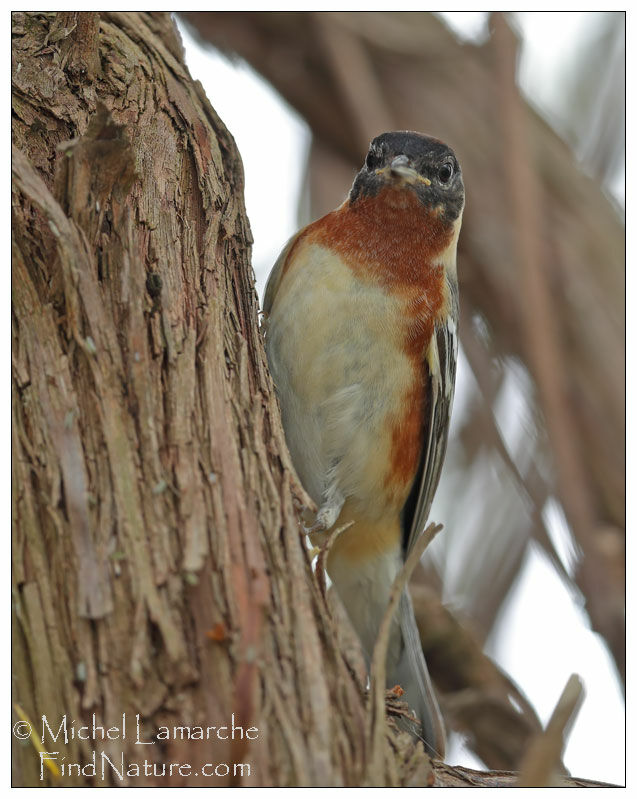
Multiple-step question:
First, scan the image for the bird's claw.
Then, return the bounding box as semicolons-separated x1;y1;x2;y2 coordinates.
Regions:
302;517;328;536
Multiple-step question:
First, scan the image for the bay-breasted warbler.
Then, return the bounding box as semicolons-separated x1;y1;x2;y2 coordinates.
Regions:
263;131;464;757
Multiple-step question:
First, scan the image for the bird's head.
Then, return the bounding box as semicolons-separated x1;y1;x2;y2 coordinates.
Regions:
349;131;465;226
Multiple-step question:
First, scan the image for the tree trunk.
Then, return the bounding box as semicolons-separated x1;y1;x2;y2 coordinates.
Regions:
11;12;617;788
11;10;386;787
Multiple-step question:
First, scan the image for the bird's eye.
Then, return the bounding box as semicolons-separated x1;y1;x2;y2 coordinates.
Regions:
438;162;454;184
366;147;381;170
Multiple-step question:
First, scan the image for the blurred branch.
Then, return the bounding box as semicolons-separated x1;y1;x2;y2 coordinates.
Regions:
410;580;545;771
459;303;567;583
367;524;441;783
313;13;394;151
517;674;585;787
564;13;625;192
491;12;624;686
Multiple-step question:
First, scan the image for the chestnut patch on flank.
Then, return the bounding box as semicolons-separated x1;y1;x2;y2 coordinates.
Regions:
308;187;453;289
385;380;426;501
402;268;444;359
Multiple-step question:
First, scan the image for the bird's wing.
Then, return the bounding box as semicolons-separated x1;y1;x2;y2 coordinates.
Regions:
401;277;459;556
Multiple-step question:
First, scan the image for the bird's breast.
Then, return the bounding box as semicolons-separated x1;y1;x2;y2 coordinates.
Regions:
267;232;448;522
305;187;454;291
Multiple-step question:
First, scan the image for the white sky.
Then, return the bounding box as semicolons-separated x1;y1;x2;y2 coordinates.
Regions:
176;12;626;786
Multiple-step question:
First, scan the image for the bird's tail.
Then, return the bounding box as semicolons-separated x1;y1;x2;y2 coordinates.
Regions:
389;591;446;759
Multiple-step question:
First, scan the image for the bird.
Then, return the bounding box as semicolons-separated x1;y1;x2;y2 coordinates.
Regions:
262;131;464;758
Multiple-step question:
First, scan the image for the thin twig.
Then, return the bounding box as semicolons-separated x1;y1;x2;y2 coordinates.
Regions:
516;673;585;787
366;522;442;783
314;520;355;601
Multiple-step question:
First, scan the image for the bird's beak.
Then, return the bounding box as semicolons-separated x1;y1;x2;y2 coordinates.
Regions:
377;155;431;186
